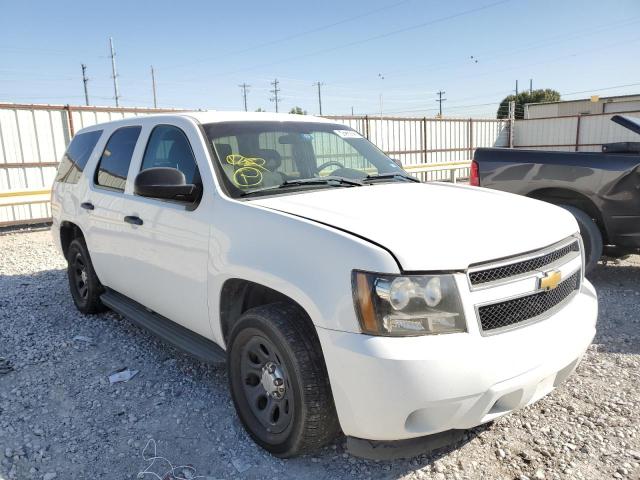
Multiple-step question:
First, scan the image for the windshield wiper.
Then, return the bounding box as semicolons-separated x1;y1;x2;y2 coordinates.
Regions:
241;176;363;197
364;172;420;183
281;176;364;187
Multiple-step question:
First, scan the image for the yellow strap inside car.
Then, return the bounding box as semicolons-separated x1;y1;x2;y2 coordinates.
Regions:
226;154;267;188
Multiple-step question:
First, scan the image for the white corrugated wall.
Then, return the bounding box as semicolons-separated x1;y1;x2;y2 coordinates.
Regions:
513;110;640;152
0;104;184;226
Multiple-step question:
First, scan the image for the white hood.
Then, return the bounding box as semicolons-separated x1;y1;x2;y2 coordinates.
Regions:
252;182;579;271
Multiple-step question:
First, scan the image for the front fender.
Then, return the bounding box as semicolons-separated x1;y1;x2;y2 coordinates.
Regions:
207;196;400;342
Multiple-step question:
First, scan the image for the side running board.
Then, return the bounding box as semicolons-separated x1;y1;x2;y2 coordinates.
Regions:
101;289;225;365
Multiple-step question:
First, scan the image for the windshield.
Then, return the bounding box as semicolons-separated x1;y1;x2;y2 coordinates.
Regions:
202;121;411;198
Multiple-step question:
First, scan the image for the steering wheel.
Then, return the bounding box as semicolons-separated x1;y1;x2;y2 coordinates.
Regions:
317;160;345;171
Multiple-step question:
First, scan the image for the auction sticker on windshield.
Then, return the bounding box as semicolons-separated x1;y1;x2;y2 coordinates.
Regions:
334;129;363;139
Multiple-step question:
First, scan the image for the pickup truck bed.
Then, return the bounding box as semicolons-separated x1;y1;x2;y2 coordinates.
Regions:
475;147;640;249
473;114;640;270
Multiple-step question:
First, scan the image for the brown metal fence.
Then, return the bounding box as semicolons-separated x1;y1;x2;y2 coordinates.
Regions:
326;115;509;181
0;103;509;227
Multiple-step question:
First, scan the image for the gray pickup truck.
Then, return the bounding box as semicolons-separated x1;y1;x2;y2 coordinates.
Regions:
472;115;640;272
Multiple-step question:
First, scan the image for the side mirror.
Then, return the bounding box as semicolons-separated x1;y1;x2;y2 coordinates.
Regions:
134;167;200;202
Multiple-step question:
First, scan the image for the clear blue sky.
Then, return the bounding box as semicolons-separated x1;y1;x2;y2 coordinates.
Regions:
1;0;639;117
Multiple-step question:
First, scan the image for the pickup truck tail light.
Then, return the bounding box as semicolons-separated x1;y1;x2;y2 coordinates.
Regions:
470;160;480;186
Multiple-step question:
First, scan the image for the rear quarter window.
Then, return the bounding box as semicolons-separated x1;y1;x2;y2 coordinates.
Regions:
95;126;142;191
55;130;103;184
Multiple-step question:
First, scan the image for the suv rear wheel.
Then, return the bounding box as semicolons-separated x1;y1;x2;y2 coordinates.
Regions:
66;238;106;314
227;302;339;457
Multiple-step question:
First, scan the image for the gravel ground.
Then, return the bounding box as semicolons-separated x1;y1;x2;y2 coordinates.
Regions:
0;228;638;480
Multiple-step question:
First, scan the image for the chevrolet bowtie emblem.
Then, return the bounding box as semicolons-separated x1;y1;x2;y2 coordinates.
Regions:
538;270;562;291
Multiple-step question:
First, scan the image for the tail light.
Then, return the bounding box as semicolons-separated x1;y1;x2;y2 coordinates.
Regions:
469;160;480;186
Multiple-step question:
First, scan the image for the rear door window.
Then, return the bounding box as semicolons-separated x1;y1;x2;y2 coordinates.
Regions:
55;130;103;184
95;126;142;191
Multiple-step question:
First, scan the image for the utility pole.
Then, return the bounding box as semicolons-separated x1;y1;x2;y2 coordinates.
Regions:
313;81;324;115
508;100;516;148
436;90;447;117
81;64;89;106
109;37;121;107
351;106;354;116
529;78;533;94
151;66;157;108
239;83;250;111
269;78;280;113
515;79;518;97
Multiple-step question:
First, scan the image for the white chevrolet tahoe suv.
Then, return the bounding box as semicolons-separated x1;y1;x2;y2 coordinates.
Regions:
51;112;598;458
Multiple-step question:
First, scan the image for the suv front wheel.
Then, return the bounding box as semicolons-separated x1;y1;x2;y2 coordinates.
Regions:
227;302;339;457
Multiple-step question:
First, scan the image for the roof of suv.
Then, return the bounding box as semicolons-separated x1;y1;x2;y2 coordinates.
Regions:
183;111;336;124
74;111;338;134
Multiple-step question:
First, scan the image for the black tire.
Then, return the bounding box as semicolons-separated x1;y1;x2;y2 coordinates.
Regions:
559;205;603;273
66;238;106;314
227;302;339;457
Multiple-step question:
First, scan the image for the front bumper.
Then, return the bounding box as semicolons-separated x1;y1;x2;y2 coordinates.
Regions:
317;280;597;441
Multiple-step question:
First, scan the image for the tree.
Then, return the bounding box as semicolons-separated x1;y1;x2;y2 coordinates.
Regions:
255;107;265;112
289;106;307;115
497;88;560;119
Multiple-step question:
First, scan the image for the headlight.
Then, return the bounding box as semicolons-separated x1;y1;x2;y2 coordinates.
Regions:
352;271;467;336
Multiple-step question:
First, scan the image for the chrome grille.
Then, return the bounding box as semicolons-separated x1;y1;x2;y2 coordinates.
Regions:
469;240;580;286
478;271;580;333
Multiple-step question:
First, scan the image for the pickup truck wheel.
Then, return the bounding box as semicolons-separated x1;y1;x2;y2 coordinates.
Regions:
66;238;106;314
227;302;339;457
559;205;603;273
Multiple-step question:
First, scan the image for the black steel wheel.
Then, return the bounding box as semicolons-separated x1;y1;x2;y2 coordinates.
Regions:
71;251;89;300
239;335;294;436
227;302;339;457
66;238;105;314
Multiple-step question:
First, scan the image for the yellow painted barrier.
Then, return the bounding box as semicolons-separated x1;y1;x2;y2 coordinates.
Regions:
0;189;51;199
403;161;470;171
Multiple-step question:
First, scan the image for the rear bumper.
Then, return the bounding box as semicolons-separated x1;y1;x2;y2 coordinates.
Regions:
608;215;640;248
318;280;597;441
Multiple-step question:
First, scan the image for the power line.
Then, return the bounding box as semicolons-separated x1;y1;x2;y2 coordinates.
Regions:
239;83;250;111
206;0;513;79
313;81;324;115
270;79;280;113
561;82;640;97
377;34;640;96
108;37;120;107
81;63;89;106
383;79;640;116
380;16;640;84
340;15;640;92
160;0;410;71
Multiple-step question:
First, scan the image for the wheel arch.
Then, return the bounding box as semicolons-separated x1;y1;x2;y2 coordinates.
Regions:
219;278;318;345
526;187;608;243
59;221;85;258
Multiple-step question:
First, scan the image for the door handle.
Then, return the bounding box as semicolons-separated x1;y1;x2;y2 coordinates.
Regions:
124;215;143;226
80;202;94;211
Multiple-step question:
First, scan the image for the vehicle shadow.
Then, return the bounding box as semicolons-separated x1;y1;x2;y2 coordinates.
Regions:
587;261;640;355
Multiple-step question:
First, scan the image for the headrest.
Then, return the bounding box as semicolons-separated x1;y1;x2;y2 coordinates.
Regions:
253;149;282;171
